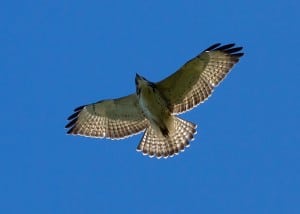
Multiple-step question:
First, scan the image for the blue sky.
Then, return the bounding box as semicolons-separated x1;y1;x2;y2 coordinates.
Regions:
1;0;299;213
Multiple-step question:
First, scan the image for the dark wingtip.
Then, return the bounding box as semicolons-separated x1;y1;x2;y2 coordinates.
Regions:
205;43;244;57
232;53;244;57
204;43;221;52
224;47;243;54
67;126;75;134
74;105;85;112
216;43;235;51
65;118;76;128
67;111;80;120
65;104;85;132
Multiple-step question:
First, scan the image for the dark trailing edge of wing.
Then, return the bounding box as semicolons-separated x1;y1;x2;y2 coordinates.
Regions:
204;43;244;59
65;105;86;133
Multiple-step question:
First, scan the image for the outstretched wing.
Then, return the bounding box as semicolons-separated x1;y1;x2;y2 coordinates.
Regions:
156;43;244;114
65;94;149;139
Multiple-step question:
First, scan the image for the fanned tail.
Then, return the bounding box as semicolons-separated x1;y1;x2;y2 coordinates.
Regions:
136;117;197;159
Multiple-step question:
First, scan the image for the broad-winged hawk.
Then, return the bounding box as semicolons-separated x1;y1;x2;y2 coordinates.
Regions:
65;43;244;158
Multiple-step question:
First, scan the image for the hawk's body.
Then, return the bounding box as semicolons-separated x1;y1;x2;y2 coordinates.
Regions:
65;43;244;158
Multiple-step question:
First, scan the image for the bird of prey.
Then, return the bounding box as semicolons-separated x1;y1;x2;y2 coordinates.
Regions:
65;43;244;159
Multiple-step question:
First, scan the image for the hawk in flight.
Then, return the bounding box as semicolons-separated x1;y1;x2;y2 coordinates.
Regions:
65;43;244;158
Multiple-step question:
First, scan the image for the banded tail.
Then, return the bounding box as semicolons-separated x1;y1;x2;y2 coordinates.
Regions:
137;117;197;158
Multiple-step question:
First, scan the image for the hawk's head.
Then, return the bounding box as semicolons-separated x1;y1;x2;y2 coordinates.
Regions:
135;73;147;85
135;73;155;96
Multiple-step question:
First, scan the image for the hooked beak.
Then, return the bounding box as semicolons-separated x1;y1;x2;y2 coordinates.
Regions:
135;73;141;87
135;73;142;80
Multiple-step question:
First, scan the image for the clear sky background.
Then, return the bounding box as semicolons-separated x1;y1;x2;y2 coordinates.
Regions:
1;0;299;213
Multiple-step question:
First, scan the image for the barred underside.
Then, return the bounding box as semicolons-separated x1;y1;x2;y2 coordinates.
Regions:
172;76;214;113
66;106;148;139
157;43;243;114
136;116;197;159
65;43;244;159
65;94;149;139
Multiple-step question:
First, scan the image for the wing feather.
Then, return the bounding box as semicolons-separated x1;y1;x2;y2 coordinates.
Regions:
156;43;244;114
65;94;148;139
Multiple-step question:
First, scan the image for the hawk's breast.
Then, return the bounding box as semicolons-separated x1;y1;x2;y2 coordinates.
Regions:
138;85;172;136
